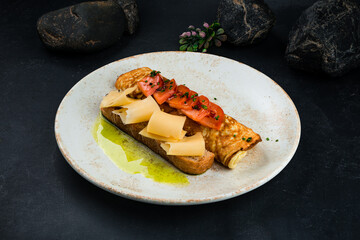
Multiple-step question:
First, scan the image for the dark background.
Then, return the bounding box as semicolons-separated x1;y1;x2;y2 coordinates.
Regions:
1;0;359;239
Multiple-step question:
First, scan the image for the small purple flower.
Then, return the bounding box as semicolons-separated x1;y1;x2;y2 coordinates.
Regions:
203;22;209;28
199;31;206;38
188;25;195;29
191;31;197;36
179;32;187;38
186;32;191;37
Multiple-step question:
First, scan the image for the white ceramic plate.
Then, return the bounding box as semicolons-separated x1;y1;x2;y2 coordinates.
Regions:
55;51;301;205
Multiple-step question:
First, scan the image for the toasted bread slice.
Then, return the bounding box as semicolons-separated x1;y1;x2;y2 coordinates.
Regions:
101;107;215;175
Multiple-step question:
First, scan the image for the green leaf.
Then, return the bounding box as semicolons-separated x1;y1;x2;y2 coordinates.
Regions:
214;39;222;47
187;46;193;52
216;28;224;35
216;34;227;42
213;22;220;28
179;38;187;44
211;31;216;37
180;44;188;51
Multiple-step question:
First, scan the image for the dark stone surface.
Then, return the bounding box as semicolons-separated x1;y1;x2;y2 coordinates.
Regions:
112;0;139;34
1;0;360;239
217;0;276;46
37;1;125;52
285;0;360;77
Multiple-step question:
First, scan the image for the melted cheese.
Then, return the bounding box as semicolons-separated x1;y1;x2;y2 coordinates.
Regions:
112;96;160;124
160;132;205;156
147;110;186;139
139;126;186;142
100;86;137;108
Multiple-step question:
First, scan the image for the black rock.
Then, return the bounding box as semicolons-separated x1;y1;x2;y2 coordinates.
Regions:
285;0;360;77
37;1;125;52
111;0;139;34
217;0;276;46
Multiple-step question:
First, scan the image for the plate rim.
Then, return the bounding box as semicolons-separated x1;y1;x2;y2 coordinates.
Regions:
54;51;301;205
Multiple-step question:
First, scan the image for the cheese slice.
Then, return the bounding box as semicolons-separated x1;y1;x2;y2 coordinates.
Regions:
147;110;186;139
100;86;137;108
112;96;160;124
160;132;205;156
139;126;186;142
112;108;127;123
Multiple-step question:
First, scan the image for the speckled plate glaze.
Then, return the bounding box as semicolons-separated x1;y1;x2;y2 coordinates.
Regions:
55;51;301;205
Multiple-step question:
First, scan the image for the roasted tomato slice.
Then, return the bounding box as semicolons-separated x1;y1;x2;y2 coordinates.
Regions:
153;79;177;104
198;102;225;130
181;95;210;121
137;74;163;97
167;85;197;110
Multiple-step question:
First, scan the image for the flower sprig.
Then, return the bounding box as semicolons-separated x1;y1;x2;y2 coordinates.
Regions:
179;22;227;52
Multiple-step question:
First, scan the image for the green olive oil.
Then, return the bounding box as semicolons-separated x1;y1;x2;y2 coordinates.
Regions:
92;116;189;185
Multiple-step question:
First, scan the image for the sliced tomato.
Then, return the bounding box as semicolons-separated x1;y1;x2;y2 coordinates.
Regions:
137;74;163;97
196;95;210;109
167;85;198;110
153;79;177;104
166;85;189;108
198;102;225;130
181;95;210;121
